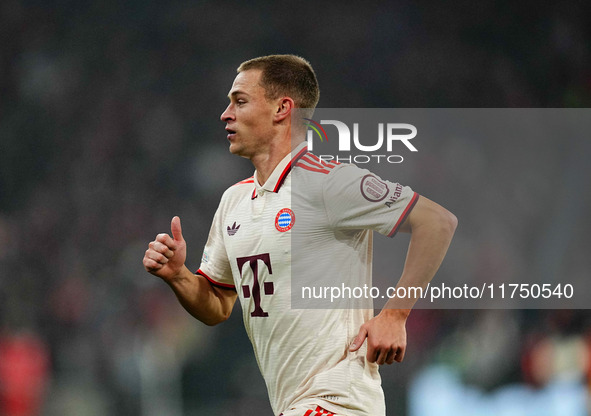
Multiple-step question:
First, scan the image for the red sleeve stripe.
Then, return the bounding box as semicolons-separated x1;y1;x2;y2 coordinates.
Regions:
387;192;419;238
304;152;321;162
296;161;331;174
300;154;327;169
197;268;236;289
300;154;336;170
304;153;338;169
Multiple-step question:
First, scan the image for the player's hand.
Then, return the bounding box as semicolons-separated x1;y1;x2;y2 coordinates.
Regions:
349;310;408;365
143;216;187;282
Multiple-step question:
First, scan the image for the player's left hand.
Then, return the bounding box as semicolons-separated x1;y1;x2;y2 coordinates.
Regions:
349;310;408;365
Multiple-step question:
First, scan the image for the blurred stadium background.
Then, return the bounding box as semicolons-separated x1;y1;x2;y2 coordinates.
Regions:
1;0;590;415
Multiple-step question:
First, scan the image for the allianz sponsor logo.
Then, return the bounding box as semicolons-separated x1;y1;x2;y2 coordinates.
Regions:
305;119;417;164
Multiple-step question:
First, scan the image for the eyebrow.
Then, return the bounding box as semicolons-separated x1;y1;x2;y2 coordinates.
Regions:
228;90;249;99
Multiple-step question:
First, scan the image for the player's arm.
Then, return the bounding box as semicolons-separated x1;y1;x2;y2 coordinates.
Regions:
350;196;457;363
389;195;458;308
143;216;237;326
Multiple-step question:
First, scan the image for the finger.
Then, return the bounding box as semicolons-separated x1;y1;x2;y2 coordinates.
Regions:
145;249;169;265
150;241;174;258
171;216;183;242
385;349;397;365
366;346;379;363
376;349;389;365
155;233;173;245
155;233;177;250
143;258;164;271
349;327;368;352
395;346;405;363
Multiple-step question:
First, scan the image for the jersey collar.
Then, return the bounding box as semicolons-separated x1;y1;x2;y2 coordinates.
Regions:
252;142;308;199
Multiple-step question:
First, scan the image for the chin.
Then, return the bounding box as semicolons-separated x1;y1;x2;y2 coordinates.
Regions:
228;142;240;154
229;144;251;159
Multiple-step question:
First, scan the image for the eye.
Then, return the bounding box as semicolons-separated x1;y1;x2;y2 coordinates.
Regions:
237;99;246;106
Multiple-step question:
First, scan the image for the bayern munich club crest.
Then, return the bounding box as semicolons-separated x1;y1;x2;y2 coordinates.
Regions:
275;208;295;232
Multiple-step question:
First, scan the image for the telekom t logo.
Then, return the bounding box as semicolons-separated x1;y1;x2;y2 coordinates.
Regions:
237;253;274;317
306;120;418;152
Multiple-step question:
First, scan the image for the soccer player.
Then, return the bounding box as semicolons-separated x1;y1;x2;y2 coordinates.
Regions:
143;55;457;416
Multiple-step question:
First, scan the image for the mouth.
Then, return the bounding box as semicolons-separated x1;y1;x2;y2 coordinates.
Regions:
225;127;236;140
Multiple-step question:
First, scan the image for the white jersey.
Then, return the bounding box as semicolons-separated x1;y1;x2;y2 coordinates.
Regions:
198;142;418;416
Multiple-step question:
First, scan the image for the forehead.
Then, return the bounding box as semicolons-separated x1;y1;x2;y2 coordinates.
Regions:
228;69;264;97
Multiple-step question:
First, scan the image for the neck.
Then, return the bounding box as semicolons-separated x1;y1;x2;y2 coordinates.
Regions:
252;138;305;185
252;142;289;185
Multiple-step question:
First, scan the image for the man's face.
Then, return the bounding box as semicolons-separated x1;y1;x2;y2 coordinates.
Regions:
220;69;277;159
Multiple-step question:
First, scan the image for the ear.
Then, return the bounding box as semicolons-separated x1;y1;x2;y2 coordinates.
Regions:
274;97;295;123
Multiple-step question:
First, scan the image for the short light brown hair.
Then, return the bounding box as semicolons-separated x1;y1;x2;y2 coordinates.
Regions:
237;55;320;111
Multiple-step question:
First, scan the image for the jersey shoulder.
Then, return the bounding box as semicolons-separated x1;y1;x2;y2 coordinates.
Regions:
232;176;255;186
220;175;255;204
294;153;367;186
294;153;344;177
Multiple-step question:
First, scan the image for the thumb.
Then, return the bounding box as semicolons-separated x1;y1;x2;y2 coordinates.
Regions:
349;327;368;352
171;216;184;242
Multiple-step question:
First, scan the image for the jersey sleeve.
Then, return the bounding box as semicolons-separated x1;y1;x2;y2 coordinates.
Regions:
197;199;235;289
323;164;419;237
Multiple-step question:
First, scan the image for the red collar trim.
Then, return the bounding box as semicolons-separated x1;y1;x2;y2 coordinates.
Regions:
272;145;307;192
251;145;308;199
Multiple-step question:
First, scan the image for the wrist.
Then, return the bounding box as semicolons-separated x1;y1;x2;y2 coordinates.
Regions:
166;265;191;285
379;308;411;321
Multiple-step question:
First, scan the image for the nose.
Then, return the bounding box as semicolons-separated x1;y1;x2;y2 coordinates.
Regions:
220;103;234;122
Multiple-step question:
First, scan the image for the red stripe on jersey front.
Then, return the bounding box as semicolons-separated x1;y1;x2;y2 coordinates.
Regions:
296;161;331;174
197;268;236;289
303;410;313;416
387;192;420;238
